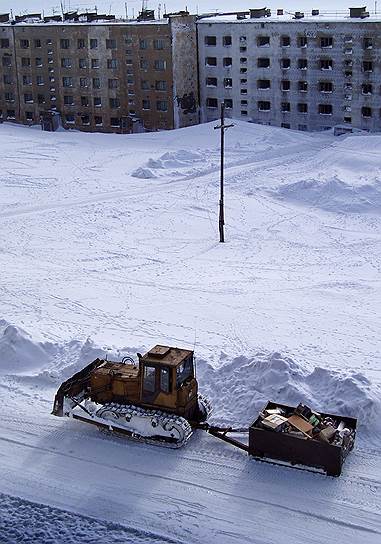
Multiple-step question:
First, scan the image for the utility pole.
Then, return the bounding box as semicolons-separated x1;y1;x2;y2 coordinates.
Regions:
214;102;234;243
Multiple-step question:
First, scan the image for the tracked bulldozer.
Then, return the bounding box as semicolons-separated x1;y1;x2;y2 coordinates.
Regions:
52;345;211;447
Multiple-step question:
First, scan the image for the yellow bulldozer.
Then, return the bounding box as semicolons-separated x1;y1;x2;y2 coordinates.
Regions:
52;345;211;447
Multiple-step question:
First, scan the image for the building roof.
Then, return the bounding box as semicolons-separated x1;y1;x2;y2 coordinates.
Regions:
141;345;193;367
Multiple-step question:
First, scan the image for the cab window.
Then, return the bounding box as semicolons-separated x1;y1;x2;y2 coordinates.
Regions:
176;357;193;387
143;365;156;392
160;367;170;393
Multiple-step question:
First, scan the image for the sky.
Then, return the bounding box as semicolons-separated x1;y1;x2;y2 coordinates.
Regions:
1;1;375;18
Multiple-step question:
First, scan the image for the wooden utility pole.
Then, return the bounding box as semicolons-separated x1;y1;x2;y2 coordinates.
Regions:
214;102;234;243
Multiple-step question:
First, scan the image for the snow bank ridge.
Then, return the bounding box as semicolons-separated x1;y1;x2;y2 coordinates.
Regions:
198;351;381;431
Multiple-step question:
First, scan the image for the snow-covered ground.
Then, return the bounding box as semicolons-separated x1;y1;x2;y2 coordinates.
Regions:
0;121;380;543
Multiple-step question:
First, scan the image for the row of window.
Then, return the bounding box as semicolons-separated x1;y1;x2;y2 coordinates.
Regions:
204;35;375;49
1;55;167;71
0;37;167;50
204;56;374;72
205;98;375;118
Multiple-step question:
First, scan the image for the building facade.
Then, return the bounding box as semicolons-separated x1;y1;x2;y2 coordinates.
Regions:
0;12;199;133
198;9;381;132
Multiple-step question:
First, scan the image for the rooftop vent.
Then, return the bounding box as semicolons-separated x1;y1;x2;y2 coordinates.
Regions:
15;13;41;22
63;11;79;21
312;9;320;15
277;9;284;15
0;13;10;22
250;8;271;18
164;10;190;17
44;15;62;22
294;11;305;19
137;9;155;21
349;6;370;18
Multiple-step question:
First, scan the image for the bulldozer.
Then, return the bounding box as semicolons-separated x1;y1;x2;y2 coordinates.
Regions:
52;345;211;447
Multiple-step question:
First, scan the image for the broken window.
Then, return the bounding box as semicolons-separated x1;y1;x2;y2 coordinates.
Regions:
298;81;308;92
363;37;373;49
35;57;42;66
362;106;372;118
363;61;373;72
224;57;233;67
298;58;307;70
0;39;10;48
297;103;308;113
281;58;290;69
258;101;271;111
205;36;217;46
160;367;170;393
206;97;218;108
320;37;333;48
281;36;290;47
319;104;333;115
94;116;102;125
281;102;290;112
362;83;372;95
223;36;232;46
257;79;270;89
281;80;290;91
77;38;86;49
90;39;98;49
143;366;156;392
20;39;29;49
224;78;233;88
110;117;120;127
320;59;333;70
319;81;333;93
297;36;307;48
257;36;270;47
206;57;217;66
206;77;217;87
258;58;270;68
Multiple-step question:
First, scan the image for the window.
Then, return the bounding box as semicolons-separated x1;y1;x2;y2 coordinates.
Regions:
111;117;120;127
20;39;29;49
241;110;248;116
240;88;247;95
22;75;32;86
61;58;71;68
108;78;118;89
94;115;102;125
81;114;90;125
139;39;148;49
142;99;150;110
154;80;166;91
240;36;247;44
205;36;217;46
37;94;45;104
153;39;164;50
62;77;73;87
206;97;218;108
35;57;42;67
106;39;116;49
90;38;98;49
93;77;100;89
363;37;373;49
297;36;307;48
298;81;308;92
362;106;372;118
319;104;332;115
77;38;85;49
281;36;290;47
91;58;99;69
240;78;247;84
258;101;271;111
298;124;307;131
240;68;247;74
143;366;155;392
140;59;149;70
206;77;217;87
93;96;102;107
81;96;89;107
60;39;70;49
344;116;352;124
298;59;307;70
258;58;270;68
141;80;149;90
3;74;12;84
224;78;232;88
24;93;33;104
320;37;333;48
36;75;44;86
205;56;217;67
109;97;120;108
2;56;11;67
281;80;290;91
362;83;372;95
176;357;194;387
319;81;333;93
126;58;133;65
79;58;87;69
298;103;308;113
21;57;31;67
320;59;333;70
223;57;233;67
344;35;353;43
241;99;248;105
223;36;232;46
107;59;118;69
80;77;89;87
281;102;290;112
160;368;170;393
258;79;270;89
4;91;14;102
281;123;290;129
240;46;247;53
1;39;10;48
363;61;373;72
65;115;75;123
64;95;74;105
6;110;15;119
224;98;233;108
281;58;290;69
46;39;52;45
156;100;168;111
154;59;166;71
257;36;270;47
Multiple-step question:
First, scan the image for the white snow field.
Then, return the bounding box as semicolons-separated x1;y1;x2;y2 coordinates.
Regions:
0;121;380;543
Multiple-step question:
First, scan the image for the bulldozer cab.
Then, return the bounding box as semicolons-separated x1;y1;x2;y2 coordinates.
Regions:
139;345;198;416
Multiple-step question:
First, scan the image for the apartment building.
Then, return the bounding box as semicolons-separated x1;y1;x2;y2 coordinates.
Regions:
198;7;381;132
0;12;199;133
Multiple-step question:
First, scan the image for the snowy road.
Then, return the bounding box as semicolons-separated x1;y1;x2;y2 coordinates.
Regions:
0;122;381;542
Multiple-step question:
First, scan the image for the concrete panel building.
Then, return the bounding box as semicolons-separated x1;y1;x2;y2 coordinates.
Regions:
198;7;381;132
0;11;199;133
